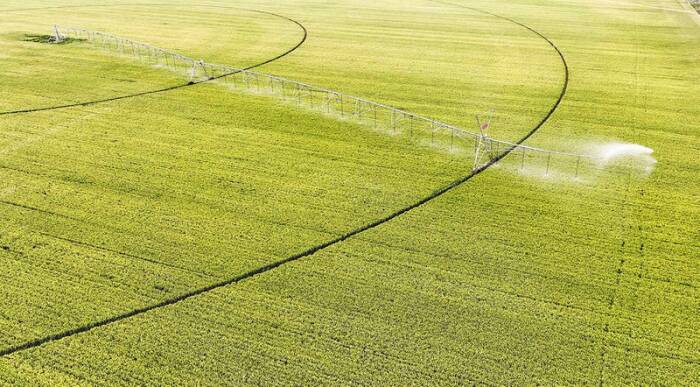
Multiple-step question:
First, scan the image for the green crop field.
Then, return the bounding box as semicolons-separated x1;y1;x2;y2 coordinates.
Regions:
0;0;698;384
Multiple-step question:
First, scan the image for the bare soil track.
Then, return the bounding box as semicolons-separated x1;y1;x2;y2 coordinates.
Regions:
0;2;569;358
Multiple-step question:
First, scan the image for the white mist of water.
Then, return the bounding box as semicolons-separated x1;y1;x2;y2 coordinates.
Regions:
594;143;657;174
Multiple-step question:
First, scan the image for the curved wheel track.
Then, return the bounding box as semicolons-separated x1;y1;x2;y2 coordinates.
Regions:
0;4;308;116
0;1;569;358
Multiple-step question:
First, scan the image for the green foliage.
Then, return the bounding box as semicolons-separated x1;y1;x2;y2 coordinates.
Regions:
21;33;84;45
0;0;698;384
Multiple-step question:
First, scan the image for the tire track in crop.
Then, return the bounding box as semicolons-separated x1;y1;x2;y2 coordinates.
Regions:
38;232;212;278
0;199;78;221
431;0;569;145
0;4;307;116
0;2;569;358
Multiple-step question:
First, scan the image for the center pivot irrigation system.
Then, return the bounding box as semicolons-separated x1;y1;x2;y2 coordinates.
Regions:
52;25;603;178
0;7;577;360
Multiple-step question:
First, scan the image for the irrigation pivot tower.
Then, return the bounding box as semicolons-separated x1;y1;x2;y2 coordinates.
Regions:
473;110;494;171
52;25;64;43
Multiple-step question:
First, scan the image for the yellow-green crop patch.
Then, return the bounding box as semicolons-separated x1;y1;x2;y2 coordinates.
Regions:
0;0;698;384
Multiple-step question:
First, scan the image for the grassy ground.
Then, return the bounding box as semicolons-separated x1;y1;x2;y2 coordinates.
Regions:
0;0;698;384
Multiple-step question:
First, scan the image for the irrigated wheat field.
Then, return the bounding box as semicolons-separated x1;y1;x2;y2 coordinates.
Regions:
0;0;698;384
